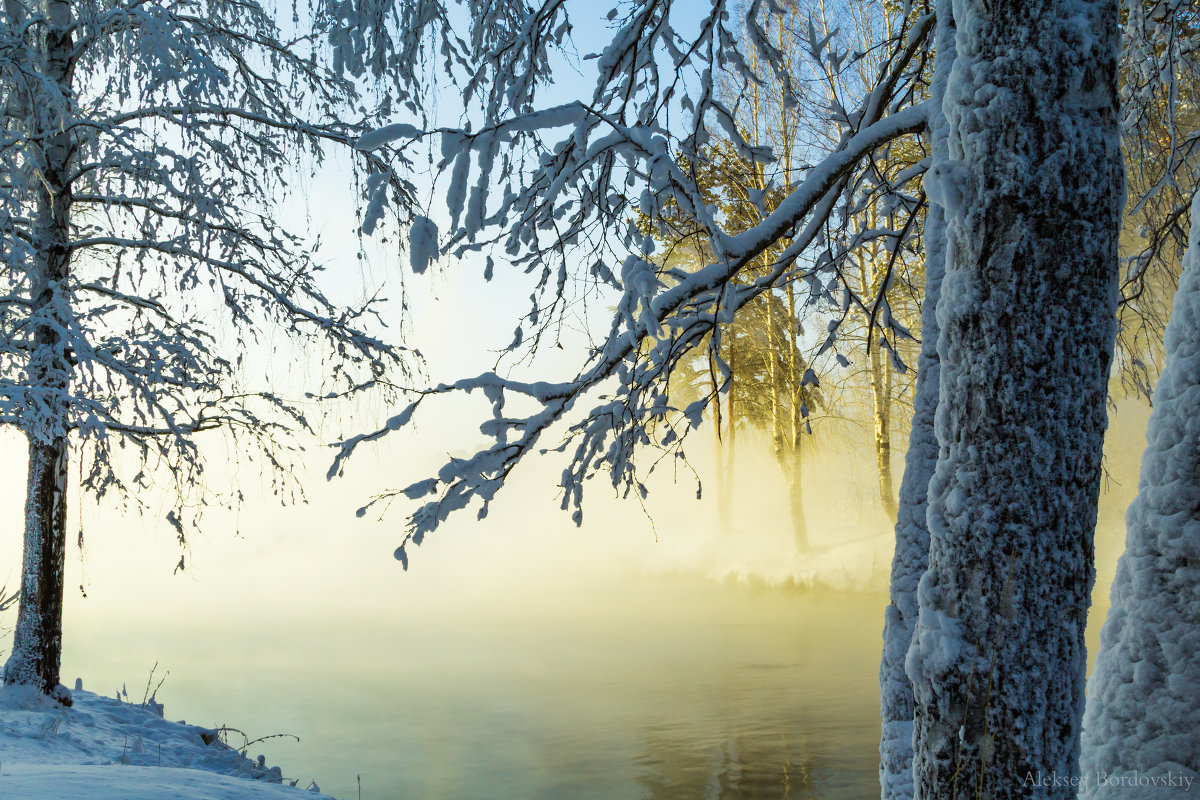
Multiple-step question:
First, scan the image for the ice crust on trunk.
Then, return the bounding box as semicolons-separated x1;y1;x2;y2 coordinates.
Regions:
1079;193;1200;798
3;0;76;697
878;4;954;799
4;439;70;700
906;1;1122;798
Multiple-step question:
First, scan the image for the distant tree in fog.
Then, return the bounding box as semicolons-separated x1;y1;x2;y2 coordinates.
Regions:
334;0;932;555
643;0;926;545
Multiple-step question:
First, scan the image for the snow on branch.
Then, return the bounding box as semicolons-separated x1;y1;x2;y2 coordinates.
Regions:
342;0;935;565
1114;0;1200;396
0;0;425;545
332;0;939;564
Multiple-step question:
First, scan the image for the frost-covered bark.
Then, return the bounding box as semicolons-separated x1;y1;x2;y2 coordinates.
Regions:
2;0;78;698
906;2;1122;798
6;439;69;698
878;5;954;797
1079;193;1200;798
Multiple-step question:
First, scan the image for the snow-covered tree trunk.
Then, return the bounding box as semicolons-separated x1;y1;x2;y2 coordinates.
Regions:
1079;193;1200;798
6;440;69;697
907;1;1122;798
878;4;954;797
3;0;76;699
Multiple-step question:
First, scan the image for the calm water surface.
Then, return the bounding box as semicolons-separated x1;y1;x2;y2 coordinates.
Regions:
67;578;887;800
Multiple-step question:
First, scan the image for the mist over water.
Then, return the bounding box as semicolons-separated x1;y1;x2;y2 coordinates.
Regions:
0;397;1148;799
63;576;889;800
29;428;899;799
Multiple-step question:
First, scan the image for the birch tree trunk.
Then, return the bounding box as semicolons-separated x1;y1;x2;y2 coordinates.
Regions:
709;348;733;535
1079;193;1200;798
907;2;1122;797
712;403;731;535
857;201;899;525
766;290;809;548
6;439;70;698
723;345;737;534
870;336;898;523
3;0;77;699
786;285;808;552
878;5;954;797
786;434;806;552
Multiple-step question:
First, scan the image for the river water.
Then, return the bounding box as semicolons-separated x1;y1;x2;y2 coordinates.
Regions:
63;576;888;800
44;497;1126;800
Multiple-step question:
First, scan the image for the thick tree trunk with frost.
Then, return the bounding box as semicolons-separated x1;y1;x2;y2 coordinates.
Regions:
906;2;1121;798
878;6;954;798
3;0;76;699
1079;194;1200;798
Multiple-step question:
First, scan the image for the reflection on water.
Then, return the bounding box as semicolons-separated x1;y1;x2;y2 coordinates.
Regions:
636;727;818;799
64;578;886;800
26;399;1139;799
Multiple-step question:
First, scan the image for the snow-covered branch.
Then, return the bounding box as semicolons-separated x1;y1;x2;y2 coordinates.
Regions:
0;0;422;547
341;0;936;563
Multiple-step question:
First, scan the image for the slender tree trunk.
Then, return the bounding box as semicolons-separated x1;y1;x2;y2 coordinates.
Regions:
878;6;953;798
766;296;783;460
711;390;732;535
908;3;1121;798
786;434;806;552
766;294;808;550
723;344;737;533
709;346;732;535
786;286;808;552
870;337;897;522
1079;194;1200;797
859;203;898;524
864;199;902;525
3;0;77;700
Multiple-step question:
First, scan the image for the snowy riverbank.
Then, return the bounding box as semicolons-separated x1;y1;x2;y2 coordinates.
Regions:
0;684;336;800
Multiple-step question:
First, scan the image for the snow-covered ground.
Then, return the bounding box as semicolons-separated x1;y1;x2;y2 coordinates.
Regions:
0;684;336;800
